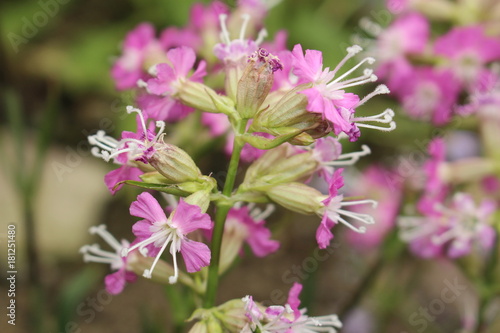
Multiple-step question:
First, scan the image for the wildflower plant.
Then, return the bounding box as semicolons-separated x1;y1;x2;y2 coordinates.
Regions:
81;0;399;331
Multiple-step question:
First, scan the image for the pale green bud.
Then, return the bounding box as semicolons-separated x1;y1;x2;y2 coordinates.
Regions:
266;183;323;214
148;142;202;184
184;190;212;213
241;145;319;191
177;80;237;116
236;49;281;118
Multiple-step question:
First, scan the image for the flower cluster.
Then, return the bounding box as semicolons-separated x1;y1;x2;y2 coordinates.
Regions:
81;0;397;331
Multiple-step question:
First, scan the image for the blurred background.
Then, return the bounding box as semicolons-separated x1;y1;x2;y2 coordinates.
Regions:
0;0;496;332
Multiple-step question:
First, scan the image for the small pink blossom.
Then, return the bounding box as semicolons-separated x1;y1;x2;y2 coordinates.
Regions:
316;169;378;249
80;225;137;295
124;192;213;283
242;283;342;332
88;107;164;194
226;204;279;257
434;26;500;85
144;46;207;122
111;23;164;91
395;67;461;125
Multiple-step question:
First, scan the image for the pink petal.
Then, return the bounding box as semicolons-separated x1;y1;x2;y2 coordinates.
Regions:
286;283;303;320
180;239;211;272
130;192;168;223
316;215;335;249
104;166;143;195
292;44;323;82
104;269;127;295
167;46;197;77
170;199;213;235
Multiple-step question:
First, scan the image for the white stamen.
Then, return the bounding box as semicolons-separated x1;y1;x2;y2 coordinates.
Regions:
89;225;123;252
341;199;378;208
359;17;383;36
251;204;275;221
356;84;390;107
325;145;371;166
255;28;268;45
126;106;148;135
356;121;396;131
218;14;230;44
239;14;251;41
337;216;367;233
330;45;363;77
329;57;375;85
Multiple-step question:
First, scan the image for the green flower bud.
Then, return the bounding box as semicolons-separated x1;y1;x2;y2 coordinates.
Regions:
177;80;237;116
266;183;323;214
148;142;202;184
236;49;282;118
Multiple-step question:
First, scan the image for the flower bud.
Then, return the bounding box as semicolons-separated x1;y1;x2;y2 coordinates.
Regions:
177;81;237;116
148;142;202;184
266;183;323;214
241;145;319;191
236;48;282;118
184;189;212;213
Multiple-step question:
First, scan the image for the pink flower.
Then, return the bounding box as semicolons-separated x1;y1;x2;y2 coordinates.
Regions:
375;13;429;88
226;204;279;257
434;26;500;85
316;169;378;249
242;283;342;332
291;44;394;140
111;23;164;91
144;46;207;122
80;225;137;295
400;193;497;259
457;70;500;120
88;106;164;194
396;67;461;125
123;192;213;283
346;166;402;251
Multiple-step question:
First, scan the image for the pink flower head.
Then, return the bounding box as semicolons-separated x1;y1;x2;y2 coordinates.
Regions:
400;193;497;259
144;46;207;122
88;106;165;194
80;225;137;295
226;204;279;257
417;138;448;215
436;193;497;258
111;23;164;91
434;26;500;85
346;166;402;251
375;13;429;87
242;283;342;332
292;44;394;140
396;66;461;125
160;1;229;53
316;169;378;249
123;192;213;283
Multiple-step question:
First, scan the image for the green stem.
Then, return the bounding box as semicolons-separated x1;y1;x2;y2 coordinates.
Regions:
203;121;247;308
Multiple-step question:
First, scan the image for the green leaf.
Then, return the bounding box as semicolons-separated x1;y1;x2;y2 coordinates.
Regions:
116;180;192;196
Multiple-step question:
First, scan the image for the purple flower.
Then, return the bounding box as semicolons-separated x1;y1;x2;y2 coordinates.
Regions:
123;192;213;283
316;169;378;249
242;283;342;332
396;66;461;125
375;13;429;87
226;204;279;257
434;26;500;85
144;46;207;122
88;106;164;194
80;225;137;295
291;44;394;140
111;23;164;91
400;193;497;259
